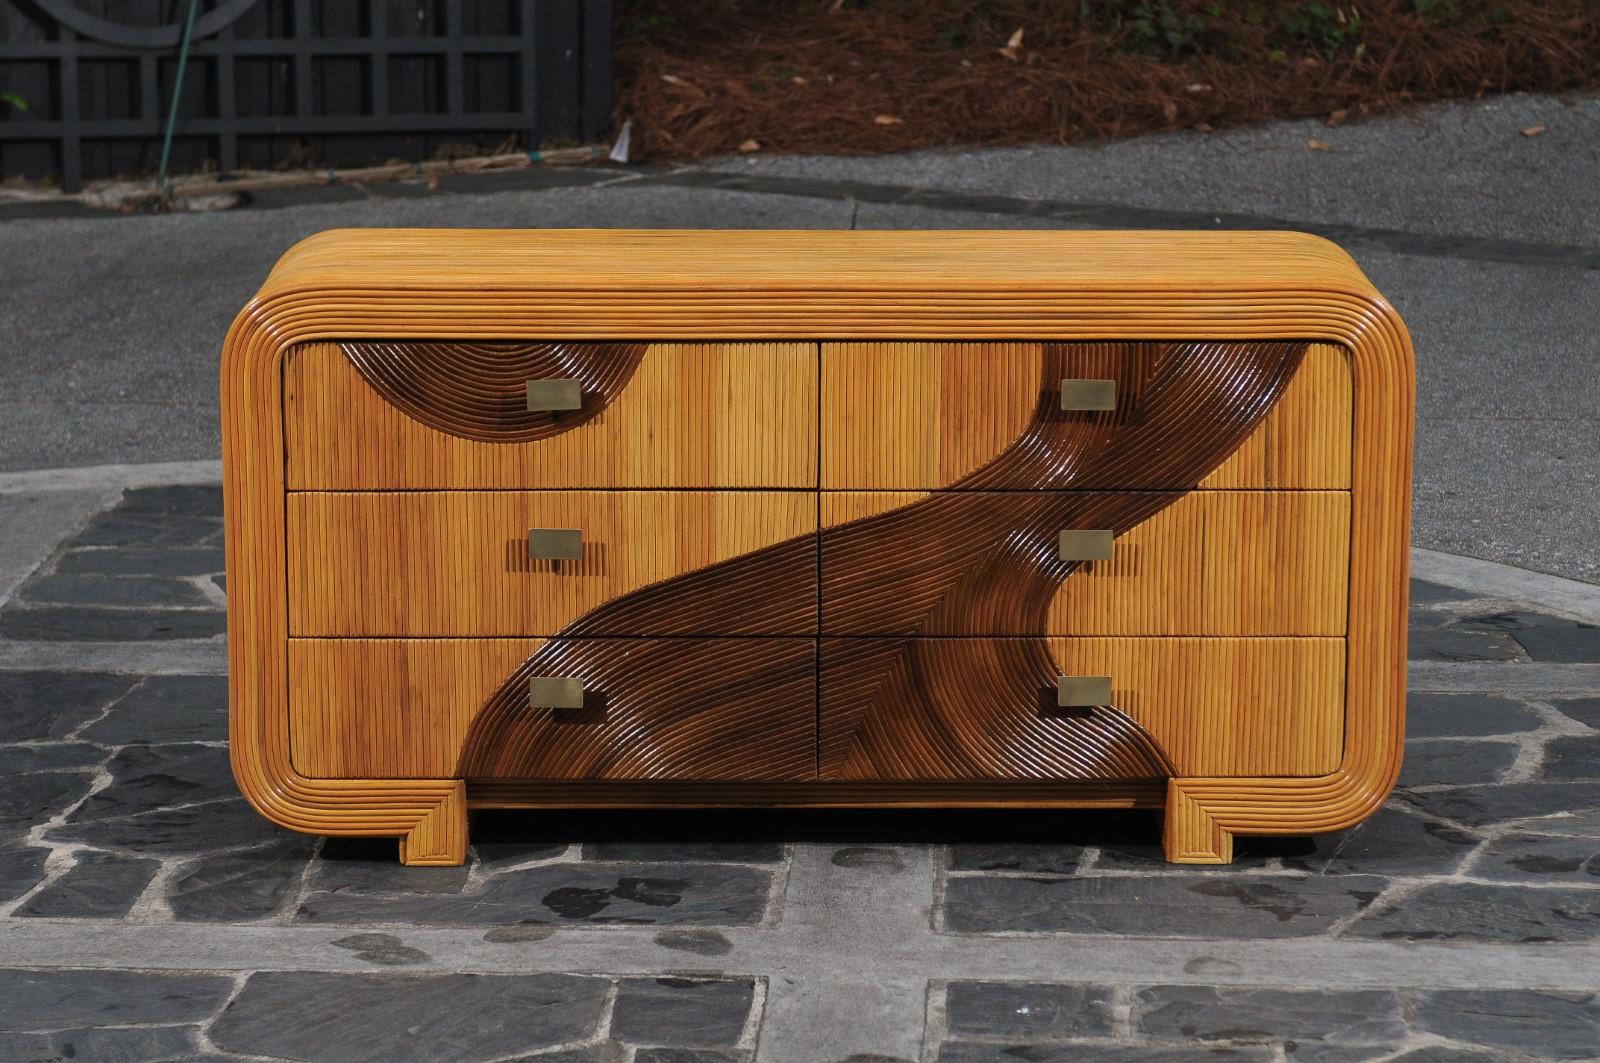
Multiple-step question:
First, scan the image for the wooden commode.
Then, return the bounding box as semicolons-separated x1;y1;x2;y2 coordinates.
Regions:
221;229;1414;865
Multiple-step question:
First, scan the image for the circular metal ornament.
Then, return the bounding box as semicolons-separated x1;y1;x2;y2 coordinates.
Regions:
30;0;263;49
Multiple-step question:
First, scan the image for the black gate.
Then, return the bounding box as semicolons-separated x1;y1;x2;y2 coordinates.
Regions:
0;0;612;190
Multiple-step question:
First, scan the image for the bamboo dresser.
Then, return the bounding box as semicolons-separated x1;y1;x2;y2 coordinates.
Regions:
221;229;1413;866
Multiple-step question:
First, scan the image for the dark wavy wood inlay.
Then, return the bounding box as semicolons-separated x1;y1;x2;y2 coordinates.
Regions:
341;341;645;443
463;639;816;781
459;341;1308;783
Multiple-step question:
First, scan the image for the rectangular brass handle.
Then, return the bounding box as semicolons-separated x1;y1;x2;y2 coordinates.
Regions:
1057;675;1112;708
1059;529;1114;562
1060;378;1116;411
529;528;583;560
525;378;583;412
529;676;585;709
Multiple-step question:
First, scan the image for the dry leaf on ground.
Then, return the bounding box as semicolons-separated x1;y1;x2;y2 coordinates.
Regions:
1521;124;1546;136
1306;138;1331;150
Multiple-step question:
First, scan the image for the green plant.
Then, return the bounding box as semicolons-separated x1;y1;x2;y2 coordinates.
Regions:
1277;3;1364;59
1;90;26;114
1113;1;1220;56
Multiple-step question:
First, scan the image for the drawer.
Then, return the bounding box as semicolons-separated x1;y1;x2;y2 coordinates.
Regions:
821;490;1349;636
286;341;818;489
821;341;1350;490
290;638;817;780
288;490;818;637
818;637;1345;781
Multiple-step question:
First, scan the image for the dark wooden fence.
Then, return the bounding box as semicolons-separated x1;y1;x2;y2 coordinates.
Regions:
0;0;612;190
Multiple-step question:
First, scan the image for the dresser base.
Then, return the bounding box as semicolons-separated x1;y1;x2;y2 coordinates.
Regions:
376;777;1234;866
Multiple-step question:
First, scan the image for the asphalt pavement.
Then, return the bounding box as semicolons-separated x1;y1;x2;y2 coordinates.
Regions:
1;92;1596;581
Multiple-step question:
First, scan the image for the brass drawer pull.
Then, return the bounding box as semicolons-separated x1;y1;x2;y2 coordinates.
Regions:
1057;675;1112;708
1060;378;1116;411
525;378;583;412
529;676;585;709
1058;529;1114;562
528;528;583;560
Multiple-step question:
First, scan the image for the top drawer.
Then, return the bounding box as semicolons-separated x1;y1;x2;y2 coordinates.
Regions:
822;341;1351;490
285;341;818;489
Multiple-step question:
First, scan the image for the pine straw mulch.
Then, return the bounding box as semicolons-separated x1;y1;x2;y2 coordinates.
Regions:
612;0;1600;160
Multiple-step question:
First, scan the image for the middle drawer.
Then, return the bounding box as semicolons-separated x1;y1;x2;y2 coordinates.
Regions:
288;491;818;637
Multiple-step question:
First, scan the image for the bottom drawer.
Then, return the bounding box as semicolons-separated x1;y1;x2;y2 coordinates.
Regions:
818;637;1345;781
289;638;817;781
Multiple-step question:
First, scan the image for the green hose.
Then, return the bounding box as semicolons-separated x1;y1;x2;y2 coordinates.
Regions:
156;0;202;191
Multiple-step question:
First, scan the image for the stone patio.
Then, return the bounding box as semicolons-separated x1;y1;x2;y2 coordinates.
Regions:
1;482;1598;1061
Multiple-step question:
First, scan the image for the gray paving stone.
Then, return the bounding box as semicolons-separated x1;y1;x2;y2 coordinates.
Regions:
312;837;471;895
831;846;905;871
0;670;133;741
1398;740;1519;788
942;874;1386;938
0;1025;200;1062
1542;736;1600;781
1135;986;1405;1043
1471;833;1600;883
655;928;735;956
948;843;1087;874
80;674;228;746
56;545;225;577
170;838;315;921
298;862;773;926
508;1046;629;1063
1409;580;1479;606
330;931;433;966
944;981;1114;1040
634;1050;751;1063
1284;806;1482;877
1092;839;1284;873
48;797;288;856
0;968;233;1028
1405;693;1541;739
1379;1050;1517;1063
68;743;235;822
116;485;223;517
1343;881;1600;943
473;838;571;869
1506;809;1600;837
938;1045;1274;1062
73;511;223;548
1415;990;1600;1059
583;840;785;864
1461;611;1600;663
0;842;48;902
209;971;609;1062
0;604;226;641
17;850;159;918
1395;783;1600;829
0;770;93;829
1407;622;1523;662
0;741;105;773
1551;697;1600;729
1282;1046;1394;1062
21;572;212;607
612;977;756;1047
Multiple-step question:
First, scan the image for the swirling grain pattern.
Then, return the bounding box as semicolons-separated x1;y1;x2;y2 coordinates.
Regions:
816;341;1307;779
341;340;645;443
459;340;1305;782
463;639;817;781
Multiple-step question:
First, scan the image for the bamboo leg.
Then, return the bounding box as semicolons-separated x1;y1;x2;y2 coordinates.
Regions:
1163;780;1234;865
398;782;469;866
